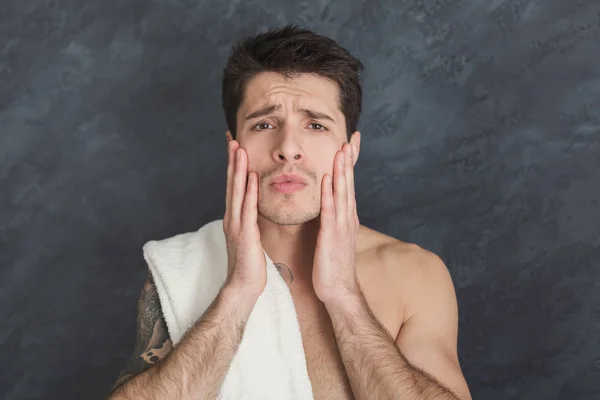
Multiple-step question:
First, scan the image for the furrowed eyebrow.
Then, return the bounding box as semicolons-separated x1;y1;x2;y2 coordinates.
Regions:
244;104;335;123
299;108;335;123
245;104;281;120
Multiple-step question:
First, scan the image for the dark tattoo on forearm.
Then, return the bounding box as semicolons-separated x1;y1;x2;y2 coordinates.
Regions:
110;273;173;393
274;262;294;284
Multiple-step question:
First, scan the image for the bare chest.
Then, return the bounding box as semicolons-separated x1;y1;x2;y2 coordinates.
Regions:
291;285;401;400
294;295;354;399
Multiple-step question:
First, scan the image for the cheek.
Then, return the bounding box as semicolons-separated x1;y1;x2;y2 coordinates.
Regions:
243;147;262;171
244;151;270;182
316;163;334;185
319;154;337;174
246;155;255;171
310;145;336;167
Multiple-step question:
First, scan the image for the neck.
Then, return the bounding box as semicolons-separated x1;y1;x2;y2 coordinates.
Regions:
257;215;320;289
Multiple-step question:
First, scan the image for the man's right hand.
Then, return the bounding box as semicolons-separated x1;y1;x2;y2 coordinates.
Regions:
223;140;267;298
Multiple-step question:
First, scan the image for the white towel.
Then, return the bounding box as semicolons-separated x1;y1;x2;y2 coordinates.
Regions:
142;218;314;400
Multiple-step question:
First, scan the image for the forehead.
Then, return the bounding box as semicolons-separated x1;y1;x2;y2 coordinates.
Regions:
239;71;341;117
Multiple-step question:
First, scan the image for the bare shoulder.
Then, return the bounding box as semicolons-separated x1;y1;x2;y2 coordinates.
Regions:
358;226;470;399
358;224;453;322
375;234;470;399
357;223;428;270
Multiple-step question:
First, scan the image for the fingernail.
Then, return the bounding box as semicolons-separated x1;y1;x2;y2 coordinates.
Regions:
340;152;345;166
236;149;241;160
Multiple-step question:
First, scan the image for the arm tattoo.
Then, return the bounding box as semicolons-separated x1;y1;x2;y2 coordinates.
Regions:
109;273;173;393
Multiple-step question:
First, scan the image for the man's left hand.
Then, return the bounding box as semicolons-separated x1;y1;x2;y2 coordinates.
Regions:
313;142;360;304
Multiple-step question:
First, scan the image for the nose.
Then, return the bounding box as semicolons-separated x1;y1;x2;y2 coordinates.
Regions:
272;127;304;165
276;152;301;161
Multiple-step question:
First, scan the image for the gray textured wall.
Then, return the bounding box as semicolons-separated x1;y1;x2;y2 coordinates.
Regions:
2;0;600;399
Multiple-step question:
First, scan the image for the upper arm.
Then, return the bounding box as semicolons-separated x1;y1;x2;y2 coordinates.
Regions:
108;271;173;395
394;250;472;400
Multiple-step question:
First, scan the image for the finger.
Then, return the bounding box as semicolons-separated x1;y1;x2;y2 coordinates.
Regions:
242;172;258;228
225;141;238;230
320;174;334;226
231;147;247;227
345;144;356;219
334;150;347;224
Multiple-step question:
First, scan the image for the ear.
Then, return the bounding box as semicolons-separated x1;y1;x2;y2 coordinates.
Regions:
225;130;234;144
350;131;361;166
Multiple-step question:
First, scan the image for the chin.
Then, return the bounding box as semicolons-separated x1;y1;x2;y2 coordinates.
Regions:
258;204;320;226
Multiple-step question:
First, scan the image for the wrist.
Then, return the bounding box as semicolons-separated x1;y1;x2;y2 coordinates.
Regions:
220;284;261;309
322;289;363;313
320;279;363;308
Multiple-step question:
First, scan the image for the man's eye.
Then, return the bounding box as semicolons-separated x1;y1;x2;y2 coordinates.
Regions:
252;122;327;131
310;123;327;131
254;122;273;130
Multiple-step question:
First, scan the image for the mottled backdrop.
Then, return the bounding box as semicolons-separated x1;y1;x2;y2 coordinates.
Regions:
1;0;599;399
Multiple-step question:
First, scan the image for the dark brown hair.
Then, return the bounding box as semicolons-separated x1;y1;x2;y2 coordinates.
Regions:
221;24;364;141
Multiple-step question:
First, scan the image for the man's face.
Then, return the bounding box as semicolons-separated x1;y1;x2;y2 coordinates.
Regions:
227;71;359;226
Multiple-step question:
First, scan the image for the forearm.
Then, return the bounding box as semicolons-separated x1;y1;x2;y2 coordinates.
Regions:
325;292;459;400
110;287;257;400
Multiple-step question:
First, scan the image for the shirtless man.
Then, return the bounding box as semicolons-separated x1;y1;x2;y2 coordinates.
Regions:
107;25;472;400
